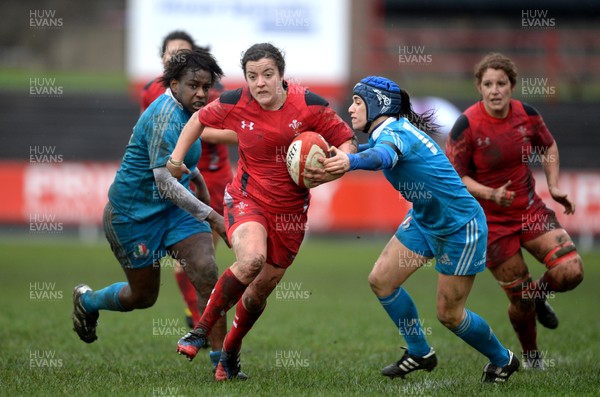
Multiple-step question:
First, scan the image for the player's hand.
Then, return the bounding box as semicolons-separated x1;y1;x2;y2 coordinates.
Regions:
322;146;350;175
206;210;231;248
491;180;515;207
303;166;339;188
166;159;190;180
549;186;576;214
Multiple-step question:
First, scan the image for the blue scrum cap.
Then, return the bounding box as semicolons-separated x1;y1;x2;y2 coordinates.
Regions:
352;76;402;131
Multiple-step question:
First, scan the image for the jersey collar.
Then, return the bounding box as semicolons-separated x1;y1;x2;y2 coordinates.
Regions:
370;117;397;141
165;88;184;111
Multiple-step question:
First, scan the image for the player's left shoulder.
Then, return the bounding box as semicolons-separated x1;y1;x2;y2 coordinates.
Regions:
303;88;329;107
513;99;540;117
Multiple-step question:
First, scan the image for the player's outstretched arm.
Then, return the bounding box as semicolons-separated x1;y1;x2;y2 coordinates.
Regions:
327;144;394;173
167;112;205;179
200;127;238;145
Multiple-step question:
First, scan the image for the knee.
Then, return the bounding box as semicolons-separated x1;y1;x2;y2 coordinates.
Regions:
188;258;219;285
242;293;266;313
550;258;584;292
368;266;394;297
436;308;463;329
237;253;266;280
131;290;158;309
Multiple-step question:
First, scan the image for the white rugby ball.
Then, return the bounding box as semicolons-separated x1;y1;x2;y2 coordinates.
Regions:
286;131;330;189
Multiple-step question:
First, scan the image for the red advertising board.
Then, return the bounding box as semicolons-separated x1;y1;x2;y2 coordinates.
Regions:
1;162;599;235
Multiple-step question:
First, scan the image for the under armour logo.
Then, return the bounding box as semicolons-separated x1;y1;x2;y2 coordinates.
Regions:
241;121;254;130
476;137;491;146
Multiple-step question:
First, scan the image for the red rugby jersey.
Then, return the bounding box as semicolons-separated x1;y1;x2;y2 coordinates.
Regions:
140;78;166;111
198;83;354;212
445;99;555;222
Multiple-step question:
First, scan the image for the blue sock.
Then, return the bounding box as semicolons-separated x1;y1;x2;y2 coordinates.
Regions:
378;287;431;357
81;282;128;312
452;309;510;366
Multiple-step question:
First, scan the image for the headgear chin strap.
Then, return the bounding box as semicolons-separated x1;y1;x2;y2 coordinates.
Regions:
353;76;402;132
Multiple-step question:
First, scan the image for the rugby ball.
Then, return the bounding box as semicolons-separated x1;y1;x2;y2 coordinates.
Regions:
286;131;330;189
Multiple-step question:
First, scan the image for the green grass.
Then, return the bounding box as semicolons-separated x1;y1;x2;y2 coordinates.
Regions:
1;235;599;396
0;69;129;93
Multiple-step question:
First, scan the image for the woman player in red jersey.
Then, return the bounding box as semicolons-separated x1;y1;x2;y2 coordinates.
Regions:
141;31;234;335
167;42;357;381
445;53;584;369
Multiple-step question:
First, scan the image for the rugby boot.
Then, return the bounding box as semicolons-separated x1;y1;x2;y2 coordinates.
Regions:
535;299;559;329
72;284;99;343
382;347;437;379
481;350;520;383
176;327;208;361
215;349;248;381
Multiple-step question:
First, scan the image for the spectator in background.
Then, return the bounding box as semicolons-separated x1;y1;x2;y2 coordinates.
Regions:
445;52;584;369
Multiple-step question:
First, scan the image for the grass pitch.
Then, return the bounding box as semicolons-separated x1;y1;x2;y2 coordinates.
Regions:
1;234;599;396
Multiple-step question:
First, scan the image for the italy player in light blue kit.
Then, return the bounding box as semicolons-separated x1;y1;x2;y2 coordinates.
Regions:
71;48;232;372
318;76;519;383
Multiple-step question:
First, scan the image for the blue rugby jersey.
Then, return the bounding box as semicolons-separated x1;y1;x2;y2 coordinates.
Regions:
108;90;201;221
369;117;481;236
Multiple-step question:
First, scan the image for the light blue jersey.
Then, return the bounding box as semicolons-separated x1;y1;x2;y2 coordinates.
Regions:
369;117;480;236
108;90;201;221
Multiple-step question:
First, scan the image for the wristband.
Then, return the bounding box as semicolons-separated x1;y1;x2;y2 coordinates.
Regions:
168;156;183;167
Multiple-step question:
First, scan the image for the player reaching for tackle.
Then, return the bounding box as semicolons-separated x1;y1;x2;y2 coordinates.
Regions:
72;48;232;372
308;76;519;383
166;42;357;381
140;30;234;333
445;53;584;369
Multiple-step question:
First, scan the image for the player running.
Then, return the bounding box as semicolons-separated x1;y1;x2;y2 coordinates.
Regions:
72;48;230;371
445;53;584;369
141;31;234;333
315;76;519;383
166;42;357;381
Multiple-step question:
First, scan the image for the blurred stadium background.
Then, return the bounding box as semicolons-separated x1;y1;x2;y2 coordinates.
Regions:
0;0;599;247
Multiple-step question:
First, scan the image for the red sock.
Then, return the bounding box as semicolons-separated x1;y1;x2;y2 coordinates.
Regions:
197;268;247;332
223;302;265;352
508;305;537;352
174;271;200;325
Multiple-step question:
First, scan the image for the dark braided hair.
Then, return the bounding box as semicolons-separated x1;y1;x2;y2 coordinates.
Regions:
159;48;224;88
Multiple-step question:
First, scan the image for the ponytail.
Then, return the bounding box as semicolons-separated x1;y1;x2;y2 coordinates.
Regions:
399;89;441;138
